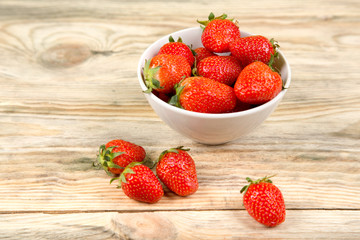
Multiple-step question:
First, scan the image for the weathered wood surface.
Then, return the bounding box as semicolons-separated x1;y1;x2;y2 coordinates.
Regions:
1;210;360;239
0;0;360;239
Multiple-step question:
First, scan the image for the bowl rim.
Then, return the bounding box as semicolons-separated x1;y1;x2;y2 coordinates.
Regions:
137;27;291;119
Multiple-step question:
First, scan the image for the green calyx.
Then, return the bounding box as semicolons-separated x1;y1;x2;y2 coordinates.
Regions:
95;144;125;176
197;12;229;28
268;38;280;73
169;35;196;67
158;146;190;161
143;58;163;93
169;35;182;43
240;175;275;195
266;39;286;90
168;78;186;108
270;38;280;59
112;161;144;188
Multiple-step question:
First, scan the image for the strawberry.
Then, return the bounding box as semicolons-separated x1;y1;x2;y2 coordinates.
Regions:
197;55;242;86
198;12;241;53
96;139;146;175
234;61;282;105
143;54;191;94
193;47;216;66
119;162;164;203
170;76;237;113
156;146;198;196
229;35;279;67
232;99;252;112
240;176;286;227
158;36;195;67
152;90;171;103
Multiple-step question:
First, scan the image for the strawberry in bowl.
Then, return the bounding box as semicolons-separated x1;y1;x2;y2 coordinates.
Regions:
138;13;291;145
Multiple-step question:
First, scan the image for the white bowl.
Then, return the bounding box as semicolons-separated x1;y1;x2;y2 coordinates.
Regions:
137;27;291;145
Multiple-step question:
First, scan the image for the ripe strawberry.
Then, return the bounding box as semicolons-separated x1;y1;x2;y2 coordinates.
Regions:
119;162;164;203
232;99;252;112
241;176;286;227
170;76;237;113
229;35;279;67
197;55;242;86
152;90;171;103
158;36;195;66
96;139;146;175
156;146;198;196
234;61;282;105
143;54;191;94
193;47;216;66
198;12;241;53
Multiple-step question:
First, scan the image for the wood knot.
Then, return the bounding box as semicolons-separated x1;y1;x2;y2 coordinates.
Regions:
38;43;91;69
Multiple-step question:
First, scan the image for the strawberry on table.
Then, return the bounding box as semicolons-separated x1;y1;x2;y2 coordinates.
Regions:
156;146;198;197
143;54;191;94
96;139;146;175
119;162;164;204
234;61;282;105
197;55;242;86
241;176;286;227
158;36;195;67
198;12;241;53
169;76;237;113
229;35;279;67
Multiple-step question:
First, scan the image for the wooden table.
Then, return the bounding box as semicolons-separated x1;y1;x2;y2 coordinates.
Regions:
0;0;359;239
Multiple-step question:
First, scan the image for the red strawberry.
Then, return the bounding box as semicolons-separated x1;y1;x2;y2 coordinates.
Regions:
143;54;191;94
152;90;171;103
119;162;164;203
229;35;279;67
156;146;198;196
198;12;241;53
158;36;195;66
234;61;282;105
232;99;252;112
197;55;242;86
194;47;216;66
169;76;237;113
96;139;146;175
241;176;286;227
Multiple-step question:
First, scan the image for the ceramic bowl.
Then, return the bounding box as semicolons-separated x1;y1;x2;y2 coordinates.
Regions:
137;27;291;145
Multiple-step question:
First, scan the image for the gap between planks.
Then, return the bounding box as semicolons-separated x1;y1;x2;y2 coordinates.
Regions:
1;208;360;215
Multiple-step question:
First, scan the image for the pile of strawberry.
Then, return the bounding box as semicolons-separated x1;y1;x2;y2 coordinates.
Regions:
95;139;199;204
94;12;288;228
94;139;286;227
143;13;283;113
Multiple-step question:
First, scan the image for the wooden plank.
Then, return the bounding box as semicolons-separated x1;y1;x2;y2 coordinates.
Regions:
0;1;359;212
0;133;359;212
0;0;359;239
0;210;359;239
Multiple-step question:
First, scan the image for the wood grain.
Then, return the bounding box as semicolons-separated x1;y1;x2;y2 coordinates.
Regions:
0;210;359;240
0;0;359;238
0;142;359;212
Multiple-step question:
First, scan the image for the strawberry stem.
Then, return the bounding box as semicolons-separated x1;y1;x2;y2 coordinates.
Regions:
270;38;280;59
169;80;186;108
168;35;182;43
96;144;125;176
268;54;275;72
240;175;276;194
169;35;175;42
152;146;190;168
197;12;228;27
143;59;163;93
160;146;189;160
118;161;143;187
